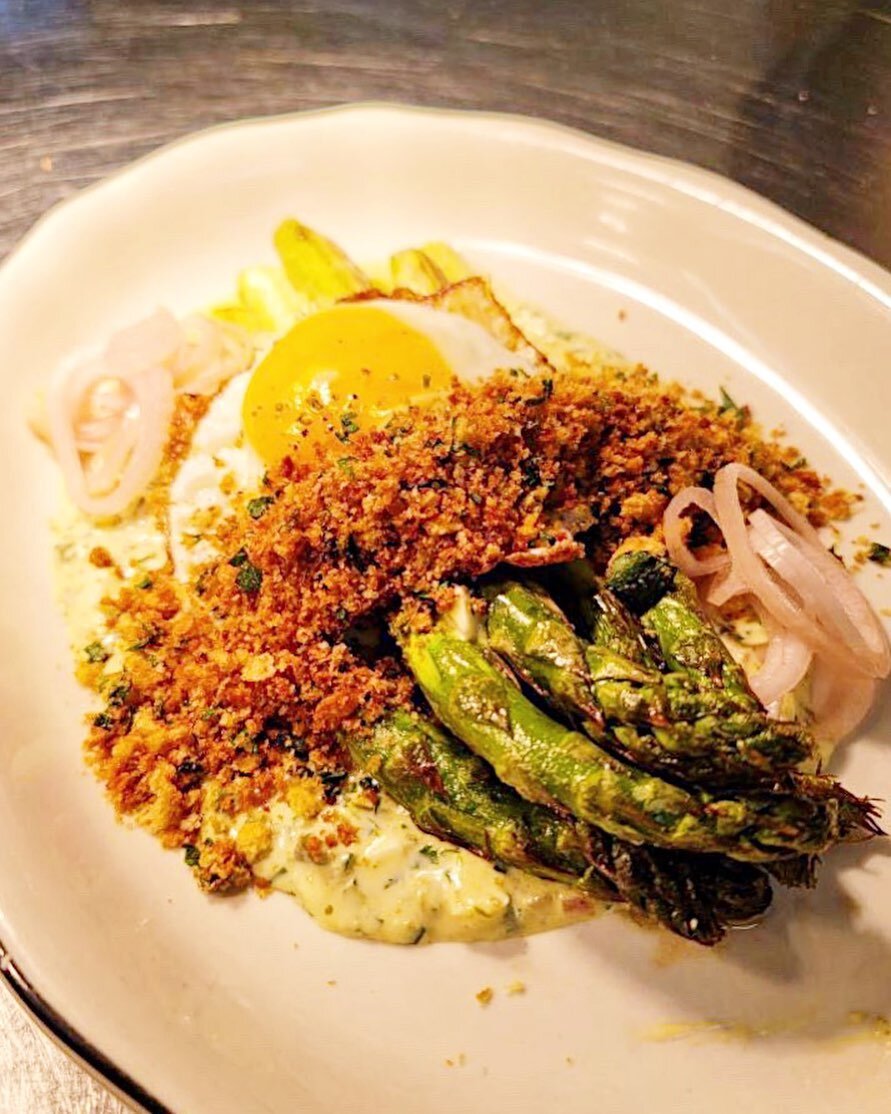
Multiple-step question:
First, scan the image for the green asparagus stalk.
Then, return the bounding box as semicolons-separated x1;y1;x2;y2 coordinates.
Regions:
604;551;883;870
349;711;772;944
485;580;814;785
402;627;854;862
350;710;616;897
606;550;755;704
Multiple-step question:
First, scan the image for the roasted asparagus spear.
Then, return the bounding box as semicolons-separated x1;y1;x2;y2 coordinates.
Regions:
348;711;772;944
603;551;882;876
606;550;756;704
402;627;858;861
485;579;813;785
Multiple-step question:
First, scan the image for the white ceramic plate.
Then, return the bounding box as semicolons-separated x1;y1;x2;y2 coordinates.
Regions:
2;104;890;1114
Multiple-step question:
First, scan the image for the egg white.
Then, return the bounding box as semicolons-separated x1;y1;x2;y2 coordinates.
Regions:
168;371;264;579
346;298;538;381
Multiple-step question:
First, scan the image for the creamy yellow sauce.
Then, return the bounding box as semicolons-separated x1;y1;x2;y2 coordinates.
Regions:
213;791;599;945
52;495;167;653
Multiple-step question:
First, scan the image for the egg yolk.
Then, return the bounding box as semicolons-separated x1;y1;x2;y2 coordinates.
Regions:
243;304;455;466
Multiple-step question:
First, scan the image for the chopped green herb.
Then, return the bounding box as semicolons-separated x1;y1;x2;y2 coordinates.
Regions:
247;496;274;519
84;641;109;664
336;457;355;477
201;705;223;720
184;844;200;868
336;411;360;442
92;712;113;729
108;682;130;707
867;542;891;567
229;547;248;567
335;606;349;623
419;845;439;862
521;458;542;488
135;575;153;590
718;386;747;421
235;562;263;594
469;491;482;505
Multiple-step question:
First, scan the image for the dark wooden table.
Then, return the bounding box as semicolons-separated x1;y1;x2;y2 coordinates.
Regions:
2;1;890;1109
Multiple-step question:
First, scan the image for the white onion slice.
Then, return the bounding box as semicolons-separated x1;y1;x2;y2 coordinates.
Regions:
748;627;813;710
665;463;890;732
705;564;746;607
748;509;890;676
713;467;865;672
47;360;174;517
45;309;253;517
663;487;729;576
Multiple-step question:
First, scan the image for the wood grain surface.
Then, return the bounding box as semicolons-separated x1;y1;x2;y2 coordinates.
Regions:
2;1;890;1111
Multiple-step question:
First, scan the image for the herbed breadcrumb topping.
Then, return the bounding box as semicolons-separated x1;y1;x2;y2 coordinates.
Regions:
79;296;850;891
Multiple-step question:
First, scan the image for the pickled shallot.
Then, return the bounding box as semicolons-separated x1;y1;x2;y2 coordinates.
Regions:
44;310;252;517
664;462;890;737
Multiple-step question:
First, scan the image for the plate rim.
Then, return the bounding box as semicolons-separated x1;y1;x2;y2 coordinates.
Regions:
3;99;891;1114
0;938;166;1113
4;100;891;310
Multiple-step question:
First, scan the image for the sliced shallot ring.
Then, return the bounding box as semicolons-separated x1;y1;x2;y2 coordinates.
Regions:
173;315;253;395
705;564;747;607
663;487;729;577
84;417;139;497
713;465;857;671
716;461;823;545
748;626;813;710
48;362;174;517
771;513;889;673
73;378;134;452
749;509;890;676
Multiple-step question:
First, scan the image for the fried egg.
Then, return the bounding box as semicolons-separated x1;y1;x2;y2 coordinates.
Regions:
170;298;536;574
242;299;536;467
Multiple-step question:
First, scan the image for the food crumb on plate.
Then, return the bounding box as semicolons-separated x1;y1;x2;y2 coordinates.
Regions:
506;980;526;996
475;986;494;1006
